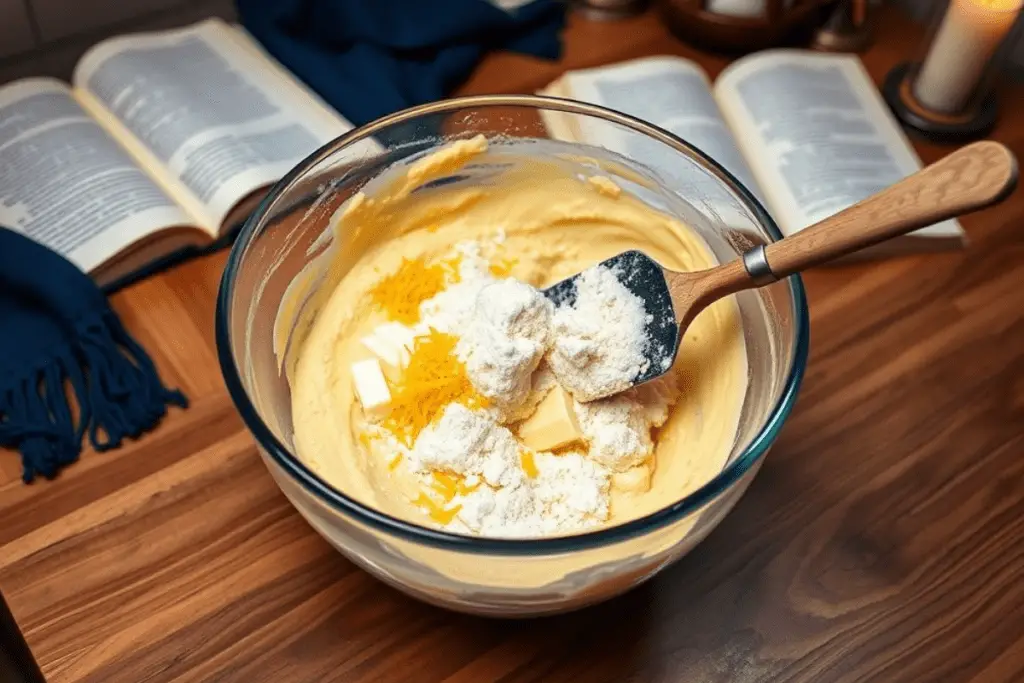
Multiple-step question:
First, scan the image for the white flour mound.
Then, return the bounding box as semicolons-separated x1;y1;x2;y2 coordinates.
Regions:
408;403;609;537
575;394;656;471
365;241;676;538
457;280;552;417
410;403;522;488
547;265;651;402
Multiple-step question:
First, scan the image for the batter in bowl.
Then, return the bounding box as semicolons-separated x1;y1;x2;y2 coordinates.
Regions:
289;135;748;539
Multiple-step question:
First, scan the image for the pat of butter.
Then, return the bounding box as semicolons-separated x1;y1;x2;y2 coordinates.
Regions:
516;385;583;452
360;322;415;372
351;359;391;419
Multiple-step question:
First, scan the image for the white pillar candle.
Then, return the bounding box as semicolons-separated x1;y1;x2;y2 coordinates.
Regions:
706;0;767;17
913;0;1023;114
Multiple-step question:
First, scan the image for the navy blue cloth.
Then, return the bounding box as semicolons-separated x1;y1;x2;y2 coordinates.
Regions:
237;0;566;127
0;227;187;482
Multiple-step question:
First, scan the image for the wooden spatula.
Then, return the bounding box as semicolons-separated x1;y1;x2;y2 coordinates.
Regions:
543;140;1018;398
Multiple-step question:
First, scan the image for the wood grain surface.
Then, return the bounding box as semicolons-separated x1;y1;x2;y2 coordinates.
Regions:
3;6;1024;682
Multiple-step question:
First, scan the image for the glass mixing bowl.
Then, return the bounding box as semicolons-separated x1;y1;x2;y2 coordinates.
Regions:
216;95;808;617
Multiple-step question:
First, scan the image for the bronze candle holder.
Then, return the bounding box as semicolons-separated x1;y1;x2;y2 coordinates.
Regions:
883;0;1023;142
656;0;833;53
811;0;872;52
573;0;650;20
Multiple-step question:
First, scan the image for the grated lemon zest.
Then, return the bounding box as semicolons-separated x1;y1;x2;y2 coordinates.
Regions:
488;255;517;278
381;329;489;446
430;472;481;501
519;450;539;479
415;493;462;525
368;256;460;324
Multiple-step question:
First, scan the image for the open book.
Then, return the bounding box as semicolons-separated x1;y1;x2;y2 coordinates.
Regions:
0;19;354;288
540;50;965;257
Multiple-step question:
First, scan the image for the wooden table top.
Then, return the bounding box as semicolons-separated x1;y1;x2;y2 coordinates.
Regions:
3;6;1024;683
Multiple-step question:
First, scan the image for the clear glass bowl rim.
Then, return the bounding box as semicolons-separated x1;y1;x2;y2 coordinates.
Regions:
215;94;810;556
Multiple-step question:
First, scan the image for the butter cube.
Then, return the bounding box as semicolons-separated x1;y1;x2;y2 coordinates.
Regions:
351;359;391;419
360;322;415;371
516;385;584;452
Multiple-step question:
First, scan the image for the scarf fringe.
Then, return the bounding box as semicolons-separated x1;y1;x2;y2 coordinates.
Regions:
0;309;187;483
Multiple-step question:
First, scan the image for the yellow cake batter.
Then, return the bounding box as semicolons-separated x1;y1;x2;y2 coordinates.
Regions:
286;135;748;538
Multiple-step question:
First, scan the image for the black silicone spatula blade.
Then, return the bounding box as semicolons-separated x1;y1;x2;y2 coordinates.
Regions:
543;250;680;391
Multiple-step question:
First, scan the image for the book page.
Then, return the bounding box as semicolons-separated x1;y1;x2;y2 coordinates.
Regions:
561;57;768;212
715;50;962;239
0;79;194;273
72;19;354;229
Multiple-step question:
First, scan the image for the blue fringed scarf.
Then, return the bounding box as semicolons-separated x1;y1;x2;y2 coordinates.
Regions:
237;0;566;128
0;227;187;482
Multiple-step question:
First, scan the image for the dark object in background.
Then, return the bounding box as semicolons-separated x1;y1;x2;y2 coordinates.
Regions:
237;0;566;129
812;0;872;52
883;62;998;142
0;593;46;683
572;0;650;20
656;0;833;53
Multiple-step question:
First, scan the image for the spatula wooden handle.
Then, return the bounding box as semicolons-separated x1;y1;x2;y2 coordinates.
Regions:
762;141;1018;278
